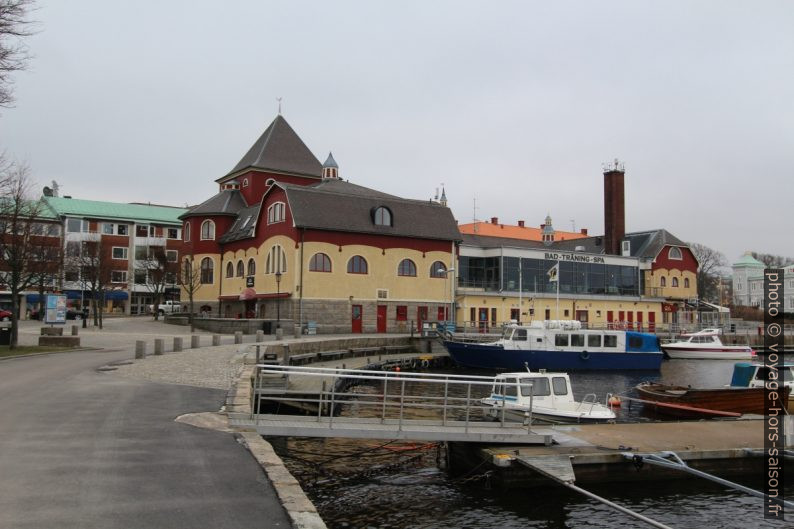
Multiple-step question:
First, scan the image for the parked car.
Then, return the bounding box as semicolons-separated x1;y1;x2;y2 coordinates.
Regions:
0;309;12;321
29;308;84;320
148;300;182;315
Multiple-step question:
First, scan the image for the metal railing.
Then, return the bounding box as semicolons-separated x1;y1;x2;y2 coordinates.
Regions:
251;364;539;432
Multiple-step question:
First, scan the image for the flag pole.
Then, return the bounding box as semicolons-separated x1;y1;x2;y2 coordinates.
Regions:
556;260;560;321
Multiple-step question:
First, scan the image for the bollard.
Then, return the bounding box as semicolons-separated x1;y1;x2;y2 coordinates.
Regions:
154;338;164;355
234;331;243;344
71;325;79;336
191;335;200;349
256;330;264;342
212;334;221;346
173;337;183;352
294;323;300;339
276;327;283;341
135;340;146;359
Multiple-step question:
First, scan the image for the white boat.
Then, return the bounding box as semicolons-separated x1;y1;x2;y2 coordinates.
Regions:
481;369;616;424
730;362;794;412
661;328;755;360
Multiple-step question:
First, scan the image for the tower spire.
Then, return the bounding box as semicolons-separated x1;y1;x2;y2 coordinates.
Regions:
322;152;339;179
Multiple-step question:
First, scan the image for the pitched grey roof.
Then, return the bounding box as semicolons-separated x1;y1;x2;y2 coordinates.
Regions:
281;180;460;241
223;115;323;179
623;229;687;259
460;233;546;250
219;205;261;243
179;189;247;219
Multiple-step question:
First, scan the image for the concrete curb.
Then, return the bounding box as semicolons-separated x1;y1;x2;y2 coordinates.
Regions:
228;363;327;529
0;347;99;362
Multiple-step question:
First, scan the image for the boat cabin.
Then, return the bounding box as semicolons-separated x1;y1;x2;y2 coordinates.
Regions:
498;321;658;353
486;370;575;408
731;362;794;388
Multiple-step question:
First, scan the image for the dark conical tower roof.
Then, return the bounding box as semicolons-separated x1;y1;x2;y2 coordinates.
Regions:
223;115;323;179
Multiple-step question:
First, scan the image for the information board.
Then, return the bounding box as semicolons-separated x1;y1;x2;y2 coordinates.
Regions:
44;294;67;325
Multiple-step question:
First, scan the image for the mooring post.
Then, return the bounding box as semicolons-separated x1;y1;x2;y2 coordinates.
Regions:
191;335;200;348
212;334;221;346
71;325;78;336
234;331;243;344
154;338;164;355
173;337;183;352
256;330;264;342
135;340;146;359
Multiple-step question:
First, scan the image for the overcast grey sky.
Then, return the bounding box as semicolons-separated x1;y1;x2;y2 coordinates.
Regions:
3;1;792;263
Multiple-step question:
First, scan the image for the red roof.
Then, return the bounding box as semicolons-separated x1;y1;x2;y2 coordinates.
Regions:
458;222;588;242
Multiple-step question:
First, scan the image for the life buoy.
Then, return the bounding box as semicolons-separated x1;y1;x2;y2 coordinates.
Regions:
421;359;430;368
580;351;590;361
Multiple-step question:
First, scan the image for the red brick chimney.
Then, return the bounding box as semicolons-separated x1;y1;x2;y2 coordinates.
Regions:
603;159;625;255
580;228;588;235
491;217;498;225
518;220;525;227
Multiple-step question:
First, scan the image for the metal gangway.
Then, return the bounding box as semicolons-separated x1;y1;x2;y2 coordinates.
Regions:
228;365;556;444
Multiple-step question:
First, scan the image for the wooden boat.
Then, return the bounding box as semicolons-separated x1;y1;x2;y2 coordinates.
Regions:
482;370;616;424
635;381;790;417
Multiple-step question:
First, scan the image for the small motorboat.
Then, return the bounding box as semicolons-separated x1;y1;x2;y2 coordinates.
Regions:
635;381;789;417
730;362;794;412
661;328;755;360
481;369;616;424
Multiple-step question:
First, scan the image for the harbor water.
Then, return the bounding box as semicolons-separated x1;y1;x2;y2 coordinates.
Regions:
270;359;792;528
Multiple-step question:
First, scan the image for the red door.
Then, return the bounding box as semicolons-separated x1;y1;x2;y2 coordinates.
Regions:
627;311;633;330
636;311;643;332
618;311;625;329
438;306;447;322
352;305;363;333
648;312;656;332
417;306;428;333
377;305;387;333
607;311;614;329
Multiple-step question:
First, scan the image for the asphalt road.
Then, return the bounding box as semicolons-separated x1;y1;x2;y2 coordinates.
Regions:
0;348;291;529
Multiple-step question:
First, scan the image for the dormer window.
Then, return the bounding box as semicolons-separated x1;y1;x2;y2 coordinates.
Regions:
669;247;682;260
242;178;249;188
373;206;392;226
268;202;285;224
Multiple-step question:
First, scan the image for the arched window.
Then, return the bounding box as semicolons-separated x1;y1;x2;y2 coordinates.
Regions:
225;261;233;278
672;277;679;287
430;261;447;278
236;260;244;277
669;247;682;260
247;258;256;276
200;219;215;240
347;255;368;274
266;245;287;274
200;257;214;284
684;278;690;288
660;276;667;287
398;259;416;277
309;253;332;272
373;206;392;226
267;202;285;224
184;222;190;242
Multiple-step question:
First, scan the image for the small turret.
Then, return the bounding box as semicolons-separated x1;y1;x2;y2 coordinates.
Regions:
322;152;339;179
542;214;555;245
440;187;447;207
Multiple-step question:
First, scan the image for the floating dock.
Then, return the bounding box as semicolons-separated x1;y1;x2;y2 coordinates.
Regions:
449;417;794;488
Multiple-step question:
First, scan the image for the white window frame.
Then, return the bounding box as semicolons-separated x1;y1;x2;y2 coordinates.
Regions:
265;245;287;274
166;227;180;239
267;202;285;224
103;223;115;235
200;219;215;240
184;222;191;242
166;250;178;263
112;247;129;260
668;247;683;260
111;270;128;283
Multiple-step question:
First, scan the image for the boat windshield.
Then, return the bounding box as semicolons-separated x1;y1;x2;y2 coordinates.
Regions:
502;328;514;340
519;377;550;397
754;367;794;383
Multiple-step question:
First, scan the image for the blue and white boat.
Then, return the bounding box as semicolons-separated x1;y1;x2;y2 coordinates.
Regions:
442;320;663;371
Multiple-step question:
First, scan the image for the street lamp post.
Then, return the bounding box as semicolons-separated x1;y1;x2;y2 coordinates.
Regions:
275;271;282;329
437;266;455;327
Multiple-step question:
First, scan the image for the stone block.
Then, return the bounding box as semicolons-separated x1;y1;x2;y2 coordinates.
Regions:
173;337;183;352
38;335;79;347
40;327;63;336
212;334;221;346
154;338;164;355
191;335;200;348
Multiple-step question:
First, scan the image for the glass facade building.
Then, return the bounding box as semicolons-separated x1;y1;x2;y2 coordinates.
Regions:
458;255;640;297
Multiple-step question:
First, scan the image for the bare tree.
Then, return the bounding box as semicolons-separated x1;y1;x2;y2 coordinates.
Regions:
140;245;179;321
751;252;793;268
0;0;37;107
0;159;54;346
65;234;118;330
689;242;728;303
178;256;202;332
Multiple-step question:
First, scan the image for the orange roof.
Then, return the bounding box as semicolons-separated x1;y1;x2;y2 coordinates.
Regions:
458;221;589;242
